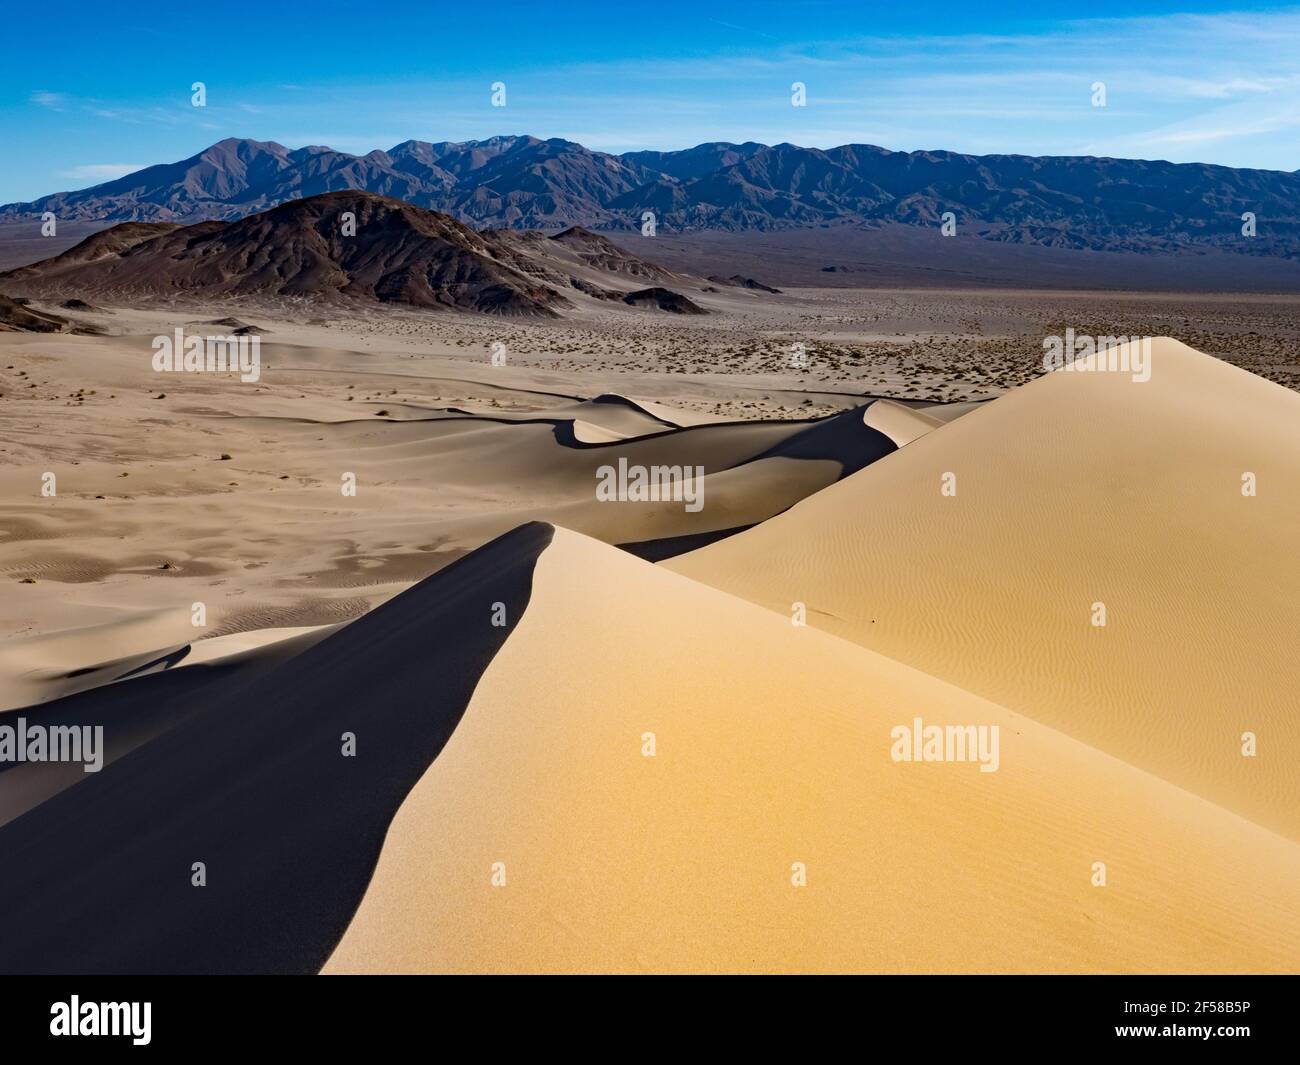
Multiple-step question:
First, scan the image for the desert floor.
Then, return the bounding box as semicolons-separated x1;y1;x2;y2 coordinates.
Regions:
1;289;1298;973
9;285;1294;651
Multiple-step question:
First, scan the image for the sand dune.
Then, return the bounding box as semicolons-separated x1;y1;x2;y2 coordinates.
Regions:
863;398;944;445
4;273;1294;980
541;393;728;432
0;524;553;973
0;626;337;827
5;521;1297;973
669;338;1300;840
325;527;1300;973
1;321;910;670
0;608;195;710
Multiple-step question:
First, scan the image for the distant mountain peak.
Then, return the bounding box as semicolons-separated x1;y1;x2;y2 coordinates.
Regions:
3;135;1299;256
0;189;698;317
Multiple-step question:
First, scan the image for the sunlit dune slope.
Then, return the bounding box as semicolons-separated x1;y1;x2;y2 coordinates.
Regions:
668;339;1300;840
325;527;1300;974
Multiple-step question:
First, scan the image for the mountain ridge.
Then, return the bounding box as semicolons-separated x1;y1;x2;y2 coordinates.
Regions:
0;190;698;317
5;136;1300;257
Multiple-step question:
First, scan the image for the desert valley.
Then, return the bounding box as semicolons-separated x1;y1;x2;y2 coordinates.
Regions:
0;129;1298;981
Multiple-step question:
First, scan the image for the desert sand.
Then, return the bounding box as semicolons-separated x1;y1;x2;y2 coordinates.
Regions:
324;527;1300;973
0;524;553;972
0;297;921;700
1;281;1297;974
669;338;1300;841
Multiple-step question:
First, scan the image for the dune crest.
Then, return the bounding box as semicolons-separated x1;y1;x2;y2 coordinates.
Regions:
669;338;1300;840
324;527;1300;974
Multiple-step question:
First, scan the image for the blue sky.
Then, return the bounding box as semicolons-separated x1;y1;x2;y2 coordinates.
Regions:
3;1;1300;203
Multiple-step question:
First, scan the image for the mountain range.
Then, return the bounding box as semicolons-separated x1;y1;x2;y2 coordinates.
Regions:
0;191;704;317
4;136;1300;257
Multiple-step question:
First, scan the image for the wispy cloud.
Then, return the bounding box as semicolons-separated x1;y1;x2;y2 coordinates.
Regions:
499;9;1300;167
8;5;1300;209
57;163;146;182
30;90;68;111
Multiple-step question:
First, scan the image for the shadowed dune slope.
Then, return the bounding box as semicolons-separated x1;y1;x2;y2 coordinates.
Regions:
668;338;1300;841
325;528;1300;974
199;396;898;556
0;624;340;819
0;330;911;702
0;523;552;974
0;645;289;828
